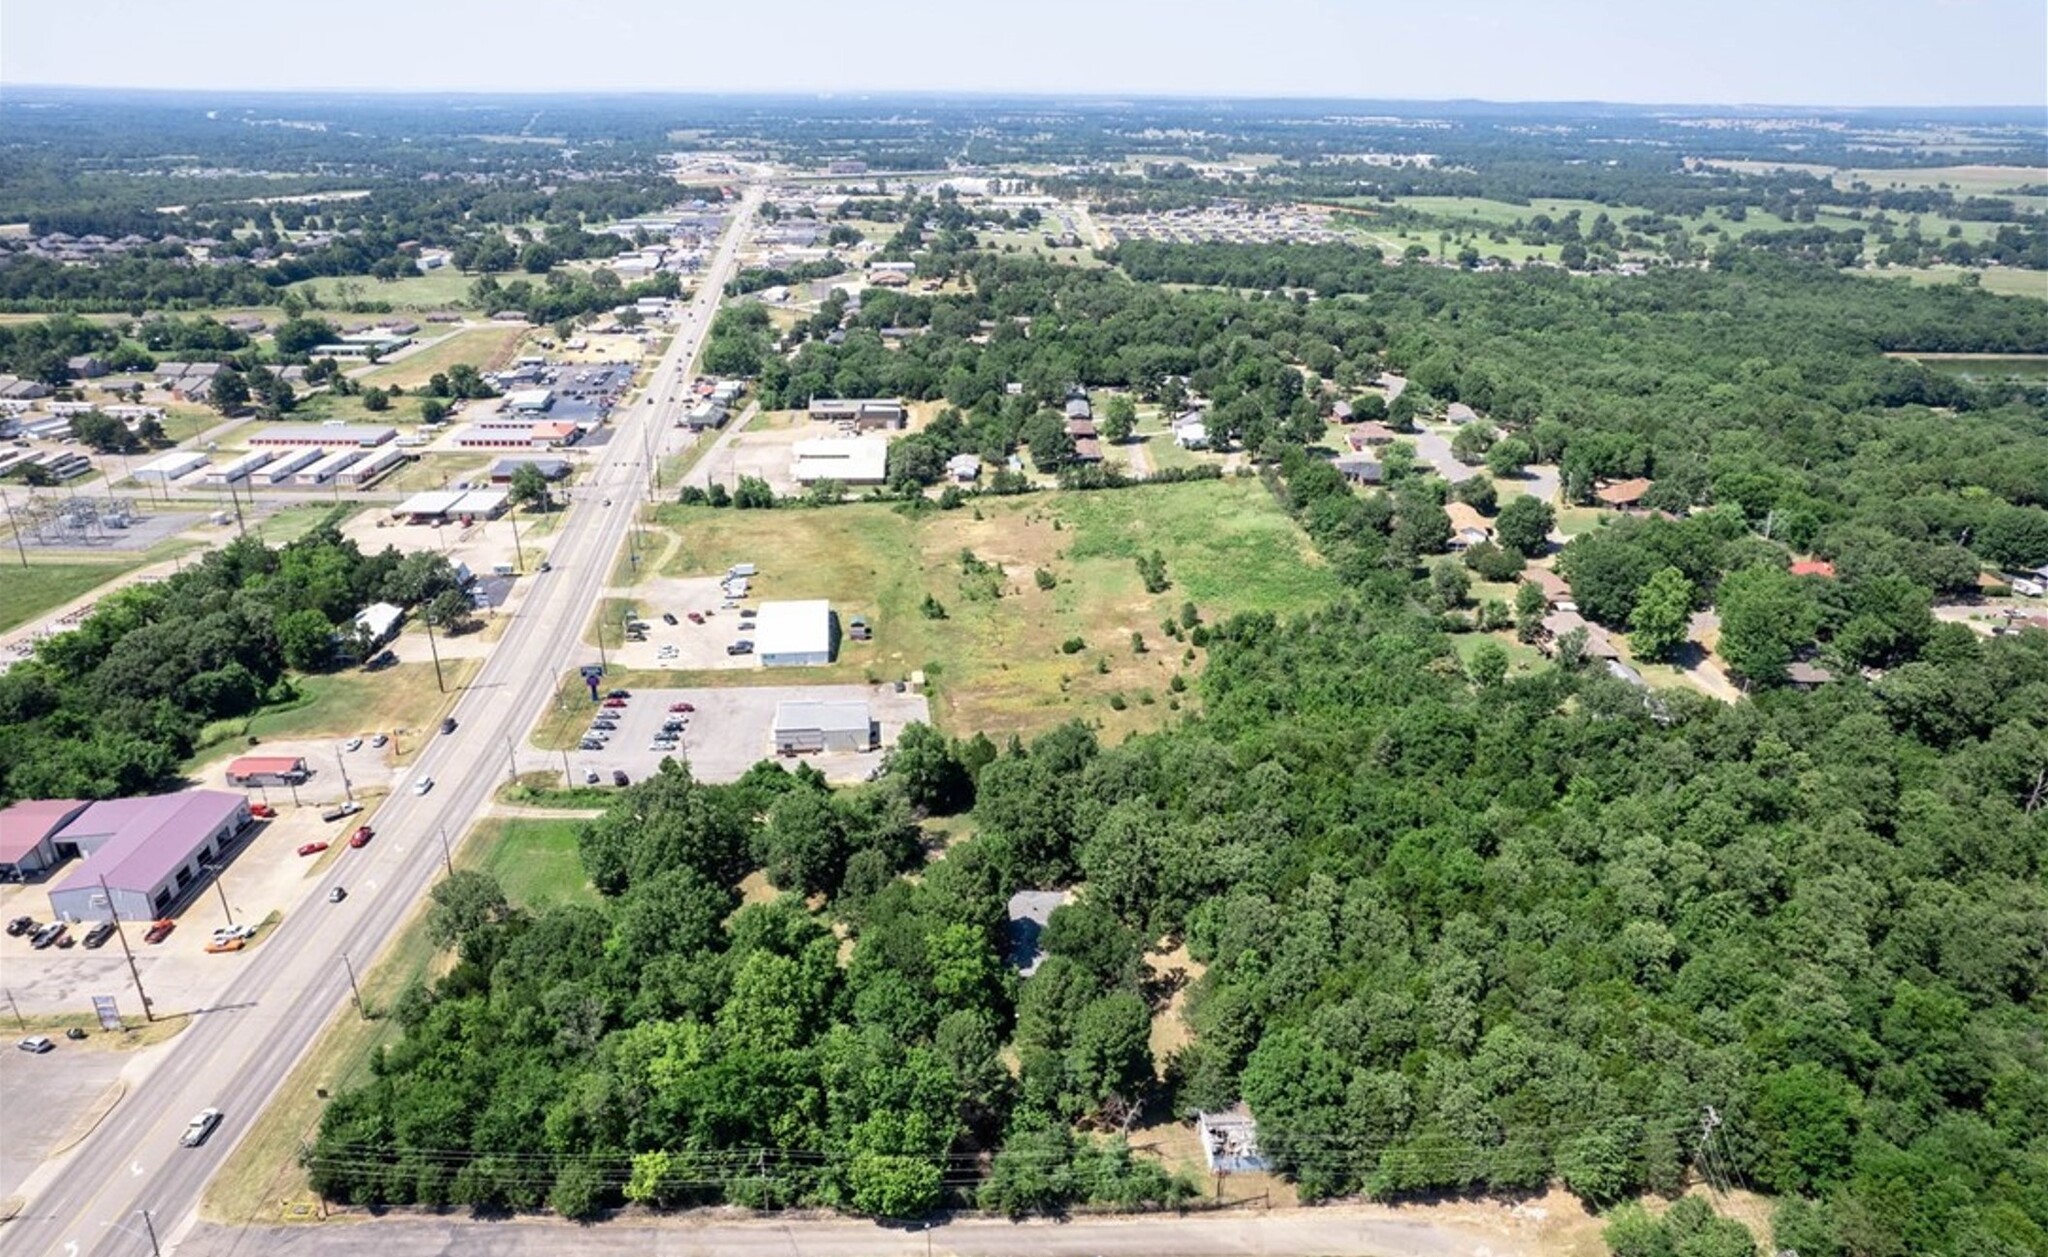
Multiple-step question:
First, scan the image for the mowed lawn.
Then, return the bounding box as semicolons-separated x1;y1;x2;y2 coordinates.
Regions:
0;559;151;633
358;323;527;391
462;816;596;909
286;269;512;310
651;478;1343;740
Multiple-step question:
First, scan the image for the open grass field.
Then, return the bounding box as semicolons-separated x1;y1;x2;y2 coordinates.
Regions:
1866;266;2048;301
286;270;513;310
0;558;153;633
464;816;597;909
356;323;527;391
646;478;1342;741
188;658;475;767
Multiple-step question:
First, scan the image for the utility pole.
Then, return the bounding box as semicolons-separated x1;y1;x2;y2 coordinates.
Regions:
210;864;234;927
423;614;446;693
1;488;28;568
100;875;155;1023
139;1209;161;1257
503;735;519;785
508;507;525;573
5;988;23;1031
341;953;366;1021
335;743;355;802
437;825;454;876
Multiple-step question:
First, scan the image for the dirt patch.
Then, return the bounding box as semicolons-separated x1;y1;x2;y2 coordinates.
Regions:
1143;942;1203;1074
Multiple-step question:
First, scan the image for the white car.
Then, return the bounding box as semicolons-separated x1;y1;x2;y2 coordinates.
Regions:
412;776;434;795
211;924;257;943
343;737;363;752
369;734;389;749
180;1108;222;1148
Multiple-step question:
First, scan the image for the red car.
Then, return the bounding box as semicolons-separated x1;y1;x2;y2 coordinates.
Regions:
349;826;374;849
602;698;628;708
297;841;329;857
249;803;277;819
686;612;705;624
668;701;696;713
143;920;175;945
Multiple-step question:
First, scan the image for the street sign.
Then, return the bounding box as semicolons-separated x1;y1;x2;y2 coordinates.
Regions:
92;994;124;1032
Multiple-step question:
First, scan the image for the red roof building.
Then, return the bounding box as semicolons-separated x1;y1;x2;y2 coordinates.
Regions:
1790;559;1836;578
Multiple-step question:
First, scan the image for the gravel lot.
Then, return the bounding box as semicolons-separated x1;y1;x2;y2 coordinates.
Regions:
560;683;930;786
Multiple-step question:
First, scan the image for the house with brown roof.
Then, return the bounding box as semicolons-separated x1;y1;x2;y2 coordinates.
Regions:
1352;421;1398;447
1524;567;1573;607
1593;478;1654;510
1538;610;1620;660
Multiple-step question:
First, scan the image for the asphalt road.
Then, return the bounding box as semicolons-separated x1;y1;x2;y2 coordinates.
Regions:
0;183;762;1257
173;1207;1525;1257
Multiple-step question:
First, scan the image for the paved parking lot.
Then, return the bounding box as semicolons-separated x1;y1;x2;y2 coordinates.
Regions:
561;683;929;785
608;577;763;672
0;793;387;1016
0;1041;130;1204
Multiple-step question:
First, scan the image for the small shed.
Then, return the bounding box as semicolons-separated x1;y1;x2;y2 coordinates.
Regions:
224;756;308;787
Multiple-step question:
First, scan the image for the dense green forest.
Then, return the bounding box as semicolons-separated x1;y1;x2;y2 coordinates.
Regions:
306;582;2048;1251
0;526;463;803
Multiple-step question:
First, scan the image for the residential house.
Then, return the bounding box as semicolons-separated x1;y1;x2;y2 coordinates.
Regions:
1351;421;1398;448
1524;567;1573;608
1445;402;1479;425
946;453;981;483
1331;399;1353;422
1785;660;1834;691
1538;610;1620;660
65;356;107;379
1593;478;1654;510
1071;438;1104;463
1333;455;1382;484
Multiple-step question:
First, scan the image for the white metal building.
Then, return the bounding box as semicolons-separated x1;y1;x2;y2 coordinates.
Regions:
791;438;889;485
772;700;875;754
132;451;208;482
201;450;275;485
260;447;326;484
753;599;833;667
294;448;363;486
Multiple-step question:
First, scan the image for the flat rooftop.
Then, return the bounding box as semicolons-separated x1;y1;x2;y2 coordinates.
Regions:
753;599;832;659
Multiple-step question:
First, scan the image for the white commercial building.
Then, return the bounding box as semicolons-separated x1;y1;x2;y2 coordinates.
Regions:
260;447;326;484
337;446;406;486
791;438;889;486
772;700;875;754
294;448;363;486
132;451;208;482
201;450;275;486
752;599;833;667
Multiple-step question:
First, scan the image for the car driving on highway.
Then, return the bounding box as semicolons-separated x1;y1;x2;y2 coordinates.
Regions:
180;1108;222;1147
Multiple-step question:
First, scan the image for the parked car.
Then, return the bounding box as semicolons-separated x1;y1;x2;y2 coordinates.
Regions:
727;640;754;655
6;915;34;937
31;924;66;950
143;920;175;944
18;1036;53;1054
297;842;329;857
662;612;678;625
606;689;631;699
369;733;389;748
591;719;617;730
583;769;600;784
212;924;256;942
348;826;374;849
739;609;757;620
248;803;277;819
412;776;434;795
319;801;361;823
204;937;245;954
180;1109;223;1147
440;716;458;735
578;739;605;751
328;886;348;904
83;921;116;949
343;737;363;752
687;612;705;624
602;697;628;708
539;561;552;572
612;770;630;787
669;701;696;713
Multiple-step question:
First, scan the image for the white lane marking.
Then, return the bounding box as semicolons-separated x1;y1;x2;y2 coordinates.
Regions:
131;1160;144;1176
66;1243;79;1257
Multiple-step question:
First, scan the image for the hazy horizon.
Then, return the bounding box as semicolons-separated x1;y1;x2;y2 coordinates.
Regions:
4;0;2045;110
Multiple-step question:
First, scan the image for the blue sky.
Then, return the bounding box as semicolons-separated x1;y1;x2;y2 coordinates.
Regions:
3;0;2045;106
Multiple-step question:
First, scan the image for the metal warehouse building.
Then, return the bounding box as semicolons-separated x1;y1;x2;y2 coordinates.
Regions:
753;599;834;667
0;799;90;881
46;791;253;923
772;700;876;755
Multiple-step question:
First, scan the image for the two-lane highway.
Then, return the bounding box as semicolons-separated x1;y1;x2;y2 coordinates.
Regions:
0;182;762;1257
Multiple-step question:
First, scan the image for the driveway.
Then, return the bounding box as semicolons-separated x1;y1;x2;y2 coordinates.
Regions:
1408;423;1477;484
